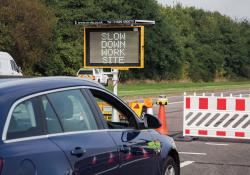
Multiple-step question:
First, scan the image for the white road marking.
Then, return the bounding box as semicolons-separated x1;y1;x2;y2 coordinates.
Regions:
168;101;183;105
179;152;207;156
205;142;229;146
180;161;195;168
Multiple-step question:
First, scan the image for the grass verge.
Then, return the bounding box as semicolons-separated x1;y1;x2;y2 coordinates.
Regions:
107;81;250;99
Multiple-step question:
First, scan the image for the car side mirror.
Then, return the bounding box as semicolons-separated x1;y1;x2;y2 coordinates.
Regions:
143;114;161;129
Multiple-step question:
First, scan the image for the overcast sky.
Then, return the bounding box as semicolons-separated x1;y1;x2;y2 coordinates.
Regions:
158;0;250;20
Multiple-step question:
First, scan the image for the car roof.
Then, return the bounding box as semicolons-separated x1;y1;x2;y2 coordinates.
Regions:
0;76;104;103
78;68;93;71
0;52;13;60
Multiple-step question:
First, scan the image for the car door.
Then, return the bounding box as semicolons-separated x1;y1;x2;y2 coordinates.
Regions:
0;97;70;175
87;88;160;175
45;89;119;175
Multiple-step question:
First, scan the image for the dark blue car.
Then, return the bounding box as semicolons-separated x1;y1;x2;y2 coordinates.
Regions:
0;77;179;175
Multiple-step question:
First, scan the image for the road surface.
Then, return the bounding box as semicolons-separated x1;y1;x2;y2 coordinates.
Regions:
153;89;250;175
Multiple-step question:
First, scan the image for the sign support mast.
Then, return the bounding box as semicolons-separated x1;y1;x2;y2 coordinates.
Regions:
112;68;119;122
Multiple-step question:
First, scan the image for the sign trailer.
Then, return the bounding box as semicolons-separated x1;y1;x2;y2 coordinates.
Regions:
81;20;155;121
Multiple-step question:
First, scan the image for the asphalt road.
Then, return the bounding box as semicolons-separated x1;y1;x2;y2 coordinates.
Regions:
152;89;250;175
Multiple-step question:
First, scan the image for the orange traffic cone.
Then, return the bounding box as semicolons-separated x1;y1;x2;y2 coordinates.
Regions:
156;104;168;135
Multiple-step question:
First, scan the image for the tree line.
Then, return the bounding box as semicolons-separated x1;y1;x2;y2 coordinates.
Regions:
0;0;249;82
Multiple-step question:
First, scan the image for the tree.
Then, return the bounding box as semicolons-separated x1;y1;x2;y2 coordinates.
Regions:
0;0;55;74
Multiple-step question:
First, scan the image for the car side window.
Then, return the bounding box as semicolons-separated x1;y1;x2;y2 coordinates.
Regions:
47;90;98;132
89;89;138;129
40;96;62;134
7;98;44;140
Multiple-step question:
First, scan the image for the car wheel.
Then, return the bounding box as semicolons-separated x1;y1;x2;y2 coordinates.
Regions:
163;156;179;175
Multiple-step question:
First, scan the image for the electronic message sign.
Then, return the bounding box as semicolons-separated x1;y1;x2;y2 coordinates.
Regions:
84;26;144;69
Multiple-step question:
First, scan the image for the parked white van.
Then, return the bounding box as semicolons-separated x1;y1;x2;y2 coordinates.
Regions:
0;52;22;76
77;68;109;86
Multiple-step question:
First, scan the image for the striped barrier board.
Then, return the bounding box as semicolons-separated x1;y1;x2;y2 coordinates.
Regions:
183;93;250;139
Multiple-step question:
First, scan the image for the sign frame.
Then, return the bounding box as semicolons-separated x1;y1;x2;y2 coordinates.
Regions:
84;26;144;69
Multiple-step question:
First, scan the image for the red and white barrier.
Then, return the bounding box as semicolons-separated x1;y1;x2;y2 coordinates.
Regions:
183;93;250;139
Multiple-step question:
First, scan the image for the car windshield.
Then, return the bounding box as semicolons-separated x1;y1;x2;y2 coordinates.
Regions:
78;70;92;75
